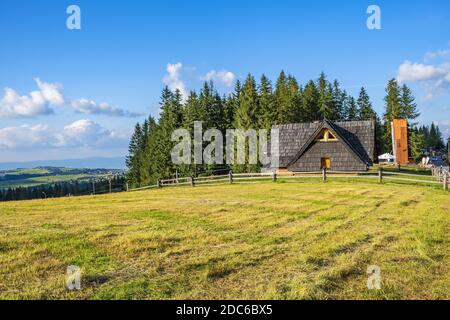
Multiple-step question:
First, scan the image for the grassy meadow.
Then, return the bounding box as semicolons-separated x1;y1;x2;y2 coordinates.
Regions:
0;180;448;300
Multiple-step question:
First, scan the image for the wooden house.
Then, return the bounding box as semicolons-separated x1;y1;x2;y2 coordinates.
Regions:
272;119;376;172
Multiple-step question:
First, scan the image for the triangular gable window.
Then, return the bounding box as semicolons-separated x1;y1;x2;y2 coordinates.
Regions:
316;129;338;142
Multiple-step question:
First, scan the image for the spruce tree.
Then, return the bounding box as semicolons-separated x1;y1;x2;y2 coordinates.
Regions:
399;84;420;123
233;74;259;173
317;72;334;120
182;91;201;134
153;87;184;179
223;80;241;130
340;90;349;120
126;122;143;186
235;74;259;129
357;87;377;120
275;71;292;124
382;79;401;153
398;84;421;158
287;75;303;123
331;80;344;120
347;96;358;121
302;80;320;121
140;116;159;185
409;127;425;161
199;82;224;131
258;74;276;130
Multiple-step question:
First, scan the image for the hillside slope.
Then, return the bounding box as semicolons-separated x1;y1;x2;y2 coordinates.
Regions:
0;181;448;299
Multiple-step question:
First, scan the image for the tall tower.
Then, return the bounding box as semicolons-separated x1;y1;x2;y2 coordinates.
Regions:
391;119;409;165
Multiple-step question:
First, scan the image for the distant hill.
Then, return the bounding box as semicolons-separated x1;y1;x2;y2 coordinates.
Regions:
0;166;125;190
0;157;126;171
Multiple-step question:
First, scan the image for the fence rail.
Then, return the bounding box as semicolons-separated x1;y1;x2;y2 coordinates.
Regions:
129;167;448;192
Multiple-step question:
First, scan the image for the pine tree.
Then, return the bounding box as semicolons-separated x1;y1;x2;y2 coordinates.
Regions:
357;87;377;120
398;84;421;157
347;96;358;120
399;84;420;123
435;126;444;149
233;74;259;173
287;75;303;122
382;79;401;153
139;116;159;185
302;80;320;121
223;80;241;130
340;90;349;120
182;91;201;133
409;127;425;161
199;82;227;175
200;82;224;131
126;122;143;186
153;87;184;180
331;80;344;120
317;72;334;120
258;74;276;130
355;87;383;155
275;71;293;124
428;123;445;149
235;74;259;129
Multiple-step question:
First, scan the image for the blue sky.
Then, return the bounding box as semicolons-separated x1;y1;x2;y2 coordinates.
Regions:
0;0;449;162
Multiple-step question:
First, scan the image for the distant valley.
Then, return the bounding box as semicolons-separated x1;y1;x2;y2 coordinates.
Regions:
0;166;124;189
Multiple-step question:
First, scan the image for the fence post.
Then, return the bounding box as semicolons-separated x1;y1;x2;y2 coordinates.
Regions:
191;176;195;187
378;167;383;183
109;179;112;193
322;168;327;182
444;173;448;191
157;179;161;188
272;171;277;182
229;171;233;184
92;179;95;195
126;182;129;192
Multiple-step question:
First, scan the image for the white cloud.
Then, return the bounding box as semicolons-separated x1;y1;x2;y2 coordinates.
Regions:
0;78;139;118
71;98;142;117
396;48;450;100
57;119;123;147
0;124;55;149
0;78;64;117
202;70;236;87
396;61;446;83
35;78;65;105
0;120;126;150
162;62;187;98
424;49;450;62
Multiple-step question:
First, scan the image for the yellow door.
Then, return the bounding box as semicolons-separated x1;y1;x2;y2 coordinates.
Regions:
321;158;331;169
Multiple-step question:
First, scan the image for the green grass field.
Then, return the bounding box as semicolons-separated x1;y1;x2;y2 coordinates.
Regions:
0;181;448;300
0;174;92;188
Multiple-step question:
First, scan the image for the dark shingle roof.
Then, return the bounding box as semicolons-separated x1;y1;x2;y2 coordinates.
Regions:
273;120;375;167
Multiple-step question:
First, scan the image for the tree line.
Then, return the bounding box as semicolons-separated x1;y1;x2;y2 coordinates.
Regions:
0;176;125;202
126;71;442;187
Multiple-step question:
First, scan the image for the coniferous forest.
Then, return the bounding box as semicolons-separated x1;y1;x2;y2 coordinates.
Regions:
0;176;125;202
126;71;443;187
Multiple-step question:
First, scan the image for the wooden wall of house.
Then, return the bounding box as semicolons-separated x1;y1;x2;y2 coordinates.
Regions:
288;141;367;172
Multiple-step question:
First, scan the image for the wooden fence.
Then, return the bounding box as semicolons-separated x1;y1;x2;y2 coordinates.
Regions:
129;167;448;192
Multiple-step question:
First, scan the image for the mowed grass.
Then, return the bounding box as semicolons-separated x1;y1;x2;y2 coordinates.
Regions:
0;181;448;300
